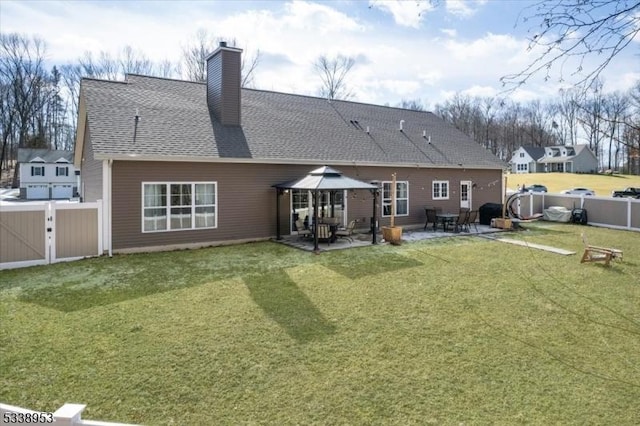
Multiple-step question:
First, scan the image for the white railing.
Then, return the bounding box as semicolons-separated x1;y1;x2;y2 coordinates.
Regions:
0;402;137;426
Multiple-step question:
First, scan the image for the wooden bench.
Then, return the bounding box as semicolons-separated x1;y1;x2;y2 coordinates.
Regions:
580;233;623;266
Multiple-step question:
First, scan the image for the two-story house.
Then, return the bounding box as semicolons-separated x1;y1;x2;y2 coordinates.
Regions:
510;145;597;174
18;149;79;199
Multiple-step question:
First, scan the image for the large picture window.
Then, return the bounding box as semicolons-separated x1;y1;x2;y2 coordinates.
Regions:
143;182;217;232
432;180;449;200
382;181;408;217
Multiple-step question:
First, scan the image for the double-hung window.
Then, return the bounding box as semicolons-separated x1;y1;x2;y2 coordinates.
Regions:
56;166;69;176
432;180;449;200
143;182;217;232
382;181;408;217
31;166;45;176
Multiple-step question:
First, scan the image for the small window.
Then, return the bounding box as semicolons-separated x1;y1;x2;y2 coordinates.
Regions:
31;166;45;176
56;166;69;177
432;180;449;200
519;152;524;158
382;181;409;217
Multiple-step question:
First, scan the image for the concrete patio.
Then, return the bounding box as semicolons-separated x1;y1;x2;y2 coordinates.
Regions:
275;223;507;252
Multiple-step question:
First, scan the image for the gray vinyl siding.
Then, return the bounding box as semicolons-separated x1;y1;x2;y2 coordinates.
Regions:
80;124;103;202
111;161;502;250
572;151;598;173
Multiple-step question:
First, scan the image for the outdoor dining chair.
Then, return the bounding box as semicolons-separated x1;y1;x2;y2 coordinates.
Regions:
454;210;470;233
424;208;438;231
466;210;478;232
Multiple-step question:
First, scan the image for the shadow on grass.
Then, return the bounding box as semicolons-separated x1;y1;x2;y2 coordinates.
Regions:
322;252;423;280
244;270;336;344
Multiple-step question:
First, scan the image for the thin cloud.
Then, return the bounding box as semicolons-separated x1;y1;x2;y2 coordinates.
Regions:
369;0;433;29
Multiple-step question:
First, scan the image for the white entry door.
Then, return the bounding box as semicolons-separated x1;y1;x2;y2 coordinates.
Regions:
460;181;472;210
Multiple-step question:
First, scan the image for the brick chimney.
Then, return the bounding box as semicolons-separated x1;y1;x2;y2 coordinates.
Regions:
206;41;242;126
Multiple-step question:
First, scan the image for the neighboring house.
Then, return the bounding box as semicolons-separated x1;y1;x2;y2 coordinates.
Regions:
18;149;78;199
510;146;546;174
74;42;506;254
510;145;597;174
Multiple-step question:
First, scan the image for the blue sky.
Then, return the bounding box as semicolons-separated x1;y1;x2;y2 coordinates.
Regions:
2;0;638;107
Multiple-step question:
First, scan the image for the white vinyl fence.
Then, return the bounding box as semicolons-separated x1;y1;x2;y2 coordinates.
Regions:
515;193;640;231
0;402;137;426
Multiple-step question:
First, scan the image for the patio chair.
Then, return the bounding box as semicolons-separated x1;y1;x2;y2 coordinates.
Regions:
295;219;312;240
335;220;356;242
454;210;470;233
580;233;622;266
315;223;332;246
466;210;478;232
424;208;438;231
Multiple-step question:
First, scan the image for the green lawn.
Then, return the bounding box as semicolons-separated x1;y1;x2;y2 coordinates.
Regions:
506;172;640;195
1;224;639;425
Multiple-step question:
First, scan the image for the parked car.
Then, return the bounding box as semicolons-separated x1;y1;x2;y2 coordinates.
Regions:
611;187;640;198
523;184;548;193
561;187;596;196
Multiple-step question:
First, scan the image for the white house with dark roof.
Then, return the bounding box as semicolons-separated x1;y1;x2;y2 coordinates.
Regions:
18;149;78;199
74;42;506;254
510;145;597;174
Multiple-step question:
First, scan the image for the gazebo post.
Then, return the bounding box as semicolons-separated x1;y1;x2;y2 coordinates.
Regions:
313;189;320;252
276;189;282;240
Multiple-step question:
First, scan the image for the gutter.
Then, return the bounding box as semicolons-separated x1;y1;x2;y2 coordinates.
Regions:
92;154;505;171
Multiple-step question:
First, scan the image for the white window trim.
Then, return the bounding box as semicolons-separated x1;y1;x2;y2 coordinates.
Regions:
31;166;45;176
56;166;69;176
381;180;409;217
432;180;449;200
141;182;218;233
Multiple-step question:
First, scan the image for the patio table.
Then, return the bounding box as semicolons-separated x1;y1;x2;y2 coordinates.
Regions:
436;213;458;232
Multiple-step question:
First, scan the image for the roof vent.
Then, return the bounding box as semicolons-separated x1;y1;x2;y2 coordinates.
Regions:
219;41;227;48
399;120;405;132
366;126;370;134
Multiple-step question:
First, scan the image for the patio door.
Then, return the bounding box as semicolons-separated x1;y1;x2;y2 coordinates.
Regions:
291;190;346;233
460;181;472;210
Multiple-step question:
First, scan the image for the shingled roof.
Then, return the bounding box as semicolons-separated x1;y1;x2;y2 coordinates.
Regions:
78;74;505;169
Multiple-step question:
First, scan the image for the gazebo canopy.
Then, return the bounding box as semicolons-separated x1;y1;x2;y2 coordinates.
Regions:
273;166;378;191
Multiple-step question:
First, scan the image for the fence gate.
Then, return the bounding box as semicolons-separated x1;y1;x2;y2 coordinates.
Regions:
0;201;102;270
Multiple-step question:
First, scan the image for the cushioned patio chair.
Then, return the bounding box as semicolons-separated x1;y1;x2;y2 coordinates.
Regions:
335;220;356;242
295;219;312;240
315;223;332;246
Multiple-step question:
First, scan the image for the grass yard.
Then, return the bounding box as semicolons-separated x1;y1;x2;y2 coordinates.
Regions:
1;223;639;425
506;172;640;195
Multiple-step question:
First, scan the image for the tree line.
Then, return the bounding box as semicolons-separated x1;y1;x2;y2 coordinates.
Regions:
430;80;640;173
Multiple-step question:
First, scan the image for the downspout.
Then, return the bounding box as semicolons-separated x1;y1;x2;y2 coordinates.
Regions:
107;159;113;257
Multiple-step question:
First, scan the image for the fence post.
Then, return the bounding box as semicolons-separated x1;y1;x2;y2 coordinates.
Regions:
53;403;86;425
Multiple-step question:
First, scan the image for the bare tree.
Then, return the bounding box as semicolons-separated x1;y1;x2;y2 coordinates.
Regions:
181;30;261;86
502;0;640;90
396;99;425;111
313;54;356;100
0;33;51;175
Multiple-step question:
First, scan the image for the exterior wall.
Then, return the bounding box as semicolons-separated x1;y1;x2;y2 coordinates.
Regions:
111;161;503;250
510;148;535;174
80;124;103;202
572;151;597;173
